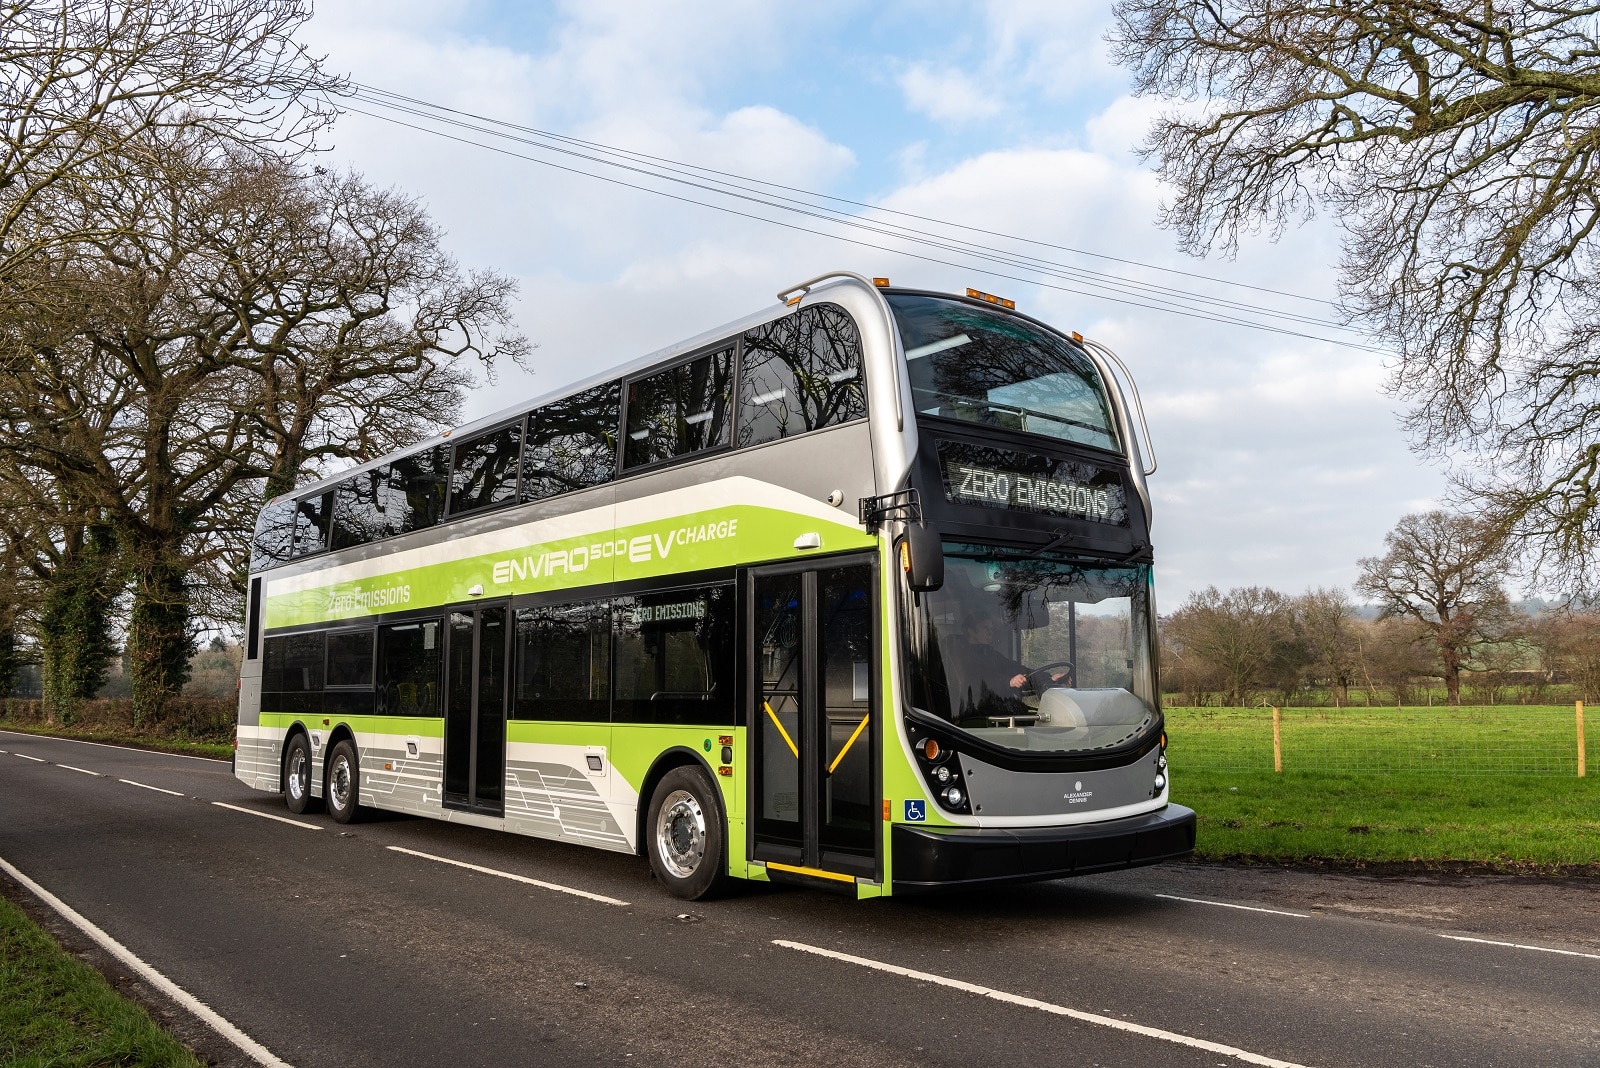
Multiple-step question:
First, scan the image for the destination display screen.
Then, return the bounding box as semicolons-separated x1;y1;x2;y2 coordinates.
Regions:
936;440;1127;525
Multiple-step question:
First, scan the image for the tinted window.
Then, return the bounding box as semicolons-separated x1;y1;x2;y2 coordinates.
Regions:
512;601;611;721
623;348;733;468
262;632;324;692
326;629;374;687
331;468;394;550
388;445;449;533
738;303;867;446
450;421;523;514
376;617;443;716
888;293;1120;452
251;499;296;570
613;585;735;725
290;491;333;557
523;382;622;501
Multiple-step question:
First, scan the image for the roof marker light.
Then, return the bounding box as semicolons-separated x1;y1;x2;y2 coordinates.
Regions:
965;287;1016;310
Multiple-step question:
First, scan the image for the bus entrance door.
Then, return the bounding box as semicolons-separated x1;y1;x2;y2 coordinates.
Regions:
442;604;508;815
750;559;878;883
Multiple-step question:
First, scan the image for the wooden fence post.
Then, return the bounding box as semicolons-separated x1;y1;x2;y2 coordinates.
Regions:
1578;701;1587;779
1272;706;1283;774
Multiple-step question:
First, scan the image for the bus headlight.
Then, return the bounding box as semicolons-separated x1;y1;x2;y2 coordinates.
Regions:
1153;773;1167;792
935;765;951;783
943;786;964;808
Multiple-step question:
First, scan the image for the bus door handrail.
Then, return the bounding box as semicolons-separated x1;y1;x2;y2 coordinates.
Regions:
1080;336;1157;477
777;270;904;431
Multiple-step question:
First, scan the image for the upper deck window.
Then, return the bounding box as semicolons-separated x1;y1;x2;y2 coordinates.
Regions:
623;348;733;469
449;421;523;515
290;491;333;557
887;294;1120;453
737;303;867;447
522;381;622;501
252;499;296;570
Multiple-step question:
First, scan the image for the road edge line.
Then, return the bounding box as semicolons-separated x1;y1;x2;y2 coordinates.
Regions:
1439;933;1600;960
211;802;321;830
385;846;630;906
0;853;293;1068
773;939;1313;1068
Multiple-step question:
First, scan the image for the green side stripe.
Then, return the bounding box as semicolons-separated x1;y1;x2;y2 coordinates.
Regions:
259;712;445;737
265;503;874;628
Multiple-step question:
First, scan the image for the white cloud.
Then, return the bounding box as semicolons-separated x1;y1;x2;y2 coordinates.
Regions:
896;63;1003;126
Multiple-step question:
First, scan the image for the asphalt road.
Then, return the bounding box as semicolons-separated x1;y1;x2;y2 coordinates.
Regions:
2;729;1597;1068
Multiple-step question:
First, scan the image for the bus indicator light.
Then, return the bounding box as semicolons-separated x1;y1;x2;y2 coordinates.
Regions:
872;277;890;287
921;738;940;761
717;766;733;777
718;735;733;746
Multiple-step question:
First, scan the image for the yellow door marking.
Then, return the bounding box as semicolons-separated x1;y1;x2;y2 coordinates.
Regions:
764;700;799;758
828;713;871;775
764;861;856;884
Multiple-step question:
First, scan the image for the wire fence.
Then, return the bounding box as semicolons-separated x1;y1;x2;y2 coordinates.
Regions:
1166;703;1592;776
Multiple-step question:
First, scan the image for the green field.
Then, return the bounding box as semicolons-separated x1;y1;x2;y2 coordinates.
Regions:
1166;705;1600;867
0;895;202;1067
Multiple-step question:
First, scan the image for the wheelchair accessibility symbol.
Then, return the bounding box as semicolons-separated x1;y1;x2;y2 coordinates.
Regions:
904;799;927;822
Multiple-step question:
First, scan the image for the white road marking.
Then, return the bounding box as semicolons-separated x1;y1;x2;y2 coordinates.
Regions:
1439;934;1600;960
0;729;223;762
121;778;186;797
0;854;293;1068
386;846;629;906
1154;893;1311;918
15;753;45;762
58;764;100;776
775;940;1313;1068
211;802;321;830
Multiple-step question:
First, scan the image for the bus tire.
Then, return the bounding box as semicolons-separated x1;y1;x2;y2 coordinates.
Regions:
646;765;728;900
283;733;318;815
325;739;362;824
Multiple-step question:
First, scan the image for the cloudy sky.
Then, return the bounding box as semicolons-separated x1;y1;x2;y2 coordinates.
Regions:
298;0;1446;605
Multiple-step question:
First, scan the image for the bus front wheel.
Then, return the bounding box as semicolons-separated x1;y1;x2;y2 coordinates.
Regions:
283;734;319;815
646;766;728;900
325;740;362;824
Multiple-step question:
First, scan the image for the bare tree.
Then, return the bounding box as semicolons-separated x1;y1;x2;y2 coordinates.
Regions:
0;0;342;283
1356;511;1517;704
1295;587;1360;704
1528;609;1600;702
0;130;525;722
1162;585;1298;705
1355;616;1437;706
1109;4;1600;591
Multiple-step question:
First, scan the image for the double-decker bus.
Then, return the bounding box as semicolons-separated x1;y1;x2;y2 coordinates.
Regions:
234;271;1194;899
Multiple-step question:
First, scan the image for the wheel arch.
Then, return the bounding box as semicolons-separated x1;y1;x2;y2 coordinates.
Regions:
634;746;721;857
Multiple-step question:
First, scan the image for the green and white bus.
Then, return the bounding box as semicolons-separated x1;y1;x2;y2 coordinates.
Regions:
234;271;1195;899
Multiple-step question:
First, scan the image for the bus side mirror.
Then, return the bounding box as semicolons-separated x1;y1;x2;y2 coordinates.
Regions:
901;524;944;592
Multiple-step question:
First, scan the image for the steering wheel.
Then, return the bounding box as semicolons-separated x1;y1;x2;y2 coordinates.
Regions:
1025;661;1076;693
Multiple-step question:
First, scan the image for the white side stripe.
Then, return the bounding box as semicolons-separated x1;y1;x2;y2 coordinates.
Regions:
0;854;293;1068
121;779;186;797
211;802;321;830
58;764;100;776
1439;934;1600;960
774;940;1313;1068
386;846;629;906
1154;893;1311;918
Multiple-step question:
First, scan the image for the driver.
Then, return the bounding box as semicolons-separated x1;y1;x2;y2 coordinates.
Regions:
945;614;1072;720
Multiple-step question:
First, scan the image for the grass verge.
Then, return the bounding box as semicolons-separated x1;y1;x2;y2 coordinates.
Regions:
1167;705;1600;868
0;721;229;761
0;893;203;1067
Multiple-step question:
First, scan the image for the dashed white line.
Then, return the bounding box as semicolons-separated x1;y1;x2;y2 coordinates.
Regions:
211;802;321;830
386;846;629;906
1154;893;1310;918
57;763;100;776
15;753;45;762
774;940;1312;1068
1440;934;1600;960
120;778;186;797
0;853;293;1068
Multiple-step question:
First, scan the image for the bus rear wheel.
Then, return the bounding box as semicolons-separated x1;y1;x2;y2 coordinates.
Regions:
283;733;319;815
647;766;728;900
325;740;362;824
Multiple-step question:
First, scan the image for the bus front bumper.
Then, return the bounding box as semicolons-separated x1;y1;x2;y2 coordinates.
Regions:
890;804;1197;893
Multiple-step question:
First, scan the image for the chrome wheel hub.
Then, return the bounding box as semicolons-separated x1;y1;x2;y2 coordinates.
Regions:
287;750;306;801
330;757;351;810
655;789;705;879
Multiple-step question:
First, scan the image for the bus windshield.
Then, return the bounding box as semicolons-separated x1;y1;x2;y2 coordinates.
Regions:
886;293;1120;453
904;544;1157;754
